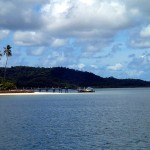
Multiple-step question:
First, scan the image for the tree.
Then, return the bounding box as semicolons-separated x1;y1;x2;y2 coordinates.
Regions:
0;81;16;90
3;45;12;81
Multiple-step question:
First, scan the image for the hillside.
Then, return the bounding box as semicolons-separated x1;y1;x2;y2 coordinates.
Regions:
0;66;150;88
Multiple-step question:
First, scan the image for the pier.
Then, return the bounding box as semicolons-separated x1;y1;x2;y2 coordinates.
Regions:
36;87;69;93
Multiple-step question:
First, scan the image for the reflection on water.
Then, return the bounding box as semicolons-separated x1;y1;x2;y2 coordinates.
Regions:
0;88;150;149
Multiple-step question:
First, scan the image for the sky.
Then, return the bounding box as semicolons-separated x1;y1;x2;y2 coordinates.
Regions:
0;0;150;81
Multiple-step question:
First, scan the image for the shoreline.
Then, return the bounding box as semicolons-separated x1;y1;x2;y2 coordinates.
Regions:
0;92;80;96
0;91;98;96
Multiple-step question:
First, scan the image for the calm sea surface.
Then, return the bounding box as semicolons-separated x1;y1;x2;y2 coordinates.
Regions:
0;88;150;150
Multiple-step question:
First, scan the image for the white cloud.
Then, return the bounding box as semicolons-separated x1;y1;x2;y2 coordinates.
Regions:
107;63;123;71
130;24;150;49
9;0;145;49
41;0;130;38
126;70;144;78
69;63;86;70
82;45;98;57
140;25;150;38
128;53;150;71
0;0;44;30
51;39;66;47
0;30;9;40
79;0;94;6
126;0;150;16
30;47;45;56
87;46;97;52
78;64;85;69
131;39;150;49
1;0;150;80
13;31;46;46
43;51;67;67
90;64;98;69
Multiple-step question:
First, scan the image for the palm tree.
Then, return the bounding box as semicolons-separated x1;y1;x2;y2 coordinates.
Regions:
3;45;12;81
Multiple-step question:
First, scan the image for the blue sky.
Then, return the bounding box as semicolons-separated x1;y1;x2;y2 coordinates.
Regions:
1;0;150;80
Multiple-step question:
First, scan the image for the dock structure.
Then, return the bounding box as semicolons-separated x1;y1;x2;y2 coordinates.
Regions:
36;87;69;93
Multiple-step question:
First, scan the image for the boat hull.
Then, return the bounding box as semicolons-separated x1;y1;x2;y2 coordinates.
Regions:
77;87;95;93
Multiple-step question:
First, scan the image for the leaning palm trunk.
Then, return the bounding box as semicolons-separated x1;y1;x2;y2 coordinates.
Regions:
3;45;12;81
4;56;8;81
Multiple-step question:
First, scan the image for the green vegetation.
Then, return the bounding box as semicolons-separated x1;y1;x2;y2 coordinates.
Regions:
0;44;150;89
0;66;150;89
3;45;12;81
0;81;16;90
0;45;15;90
0;45;150;90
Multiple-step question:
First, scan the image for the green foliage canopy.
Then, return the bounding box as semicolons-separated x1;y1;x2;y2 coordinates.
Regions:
0;66;150;89
0;81;16;90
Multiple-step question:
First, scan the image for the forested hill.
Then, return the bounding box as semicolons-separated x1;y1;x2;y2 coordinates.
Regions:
0;66;150;88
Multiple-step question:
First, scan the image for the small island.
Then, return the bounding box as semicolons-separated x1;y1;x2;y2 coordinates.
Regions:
1;66;150;94
1;45;150;93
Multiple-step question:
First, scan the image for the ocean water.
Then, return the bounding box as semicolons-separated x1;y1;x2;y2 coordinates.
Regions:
0;88;150;150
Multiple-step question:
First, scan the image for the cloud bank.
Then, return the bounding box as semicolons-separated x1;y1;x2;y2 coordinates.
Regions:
1;0;150;80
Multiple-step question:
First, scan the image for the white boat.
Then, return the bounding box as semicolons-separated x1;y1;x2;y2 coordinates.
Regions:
78;87;95;93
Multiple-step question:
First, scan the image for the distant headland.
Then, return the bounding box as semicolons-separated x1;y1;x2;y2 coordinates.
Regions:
0;66;150;89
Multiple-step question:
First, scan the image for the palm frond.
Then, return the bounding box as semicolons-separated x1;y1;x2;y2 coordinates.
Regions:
4;45;12;57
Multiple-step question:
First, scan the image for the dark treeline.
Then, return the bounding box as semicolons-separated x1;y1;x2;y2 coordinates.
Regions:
0;66;150;88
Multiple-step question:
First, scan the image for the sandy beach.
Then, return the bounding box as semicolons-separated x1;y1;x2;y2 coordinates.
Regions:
0;92;80;96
